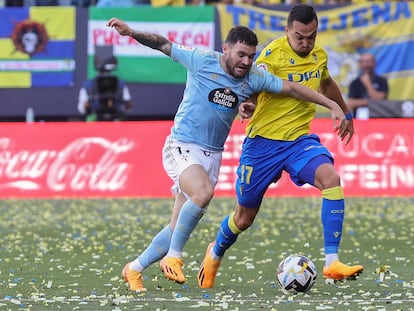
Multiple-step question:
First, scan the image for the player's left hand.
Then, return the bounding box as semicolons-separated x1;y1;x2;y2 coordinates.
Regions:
336;118;354;145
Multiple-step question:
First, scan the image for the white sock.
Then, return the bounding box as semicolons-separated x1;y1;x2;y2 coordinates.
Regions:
166;249;181;258
210;248;221;261
325;253;339;267
130;259;144;272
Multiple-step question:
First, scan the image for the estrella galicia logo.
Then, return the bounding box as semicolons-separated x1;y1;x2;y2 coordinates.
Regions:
208;88;238;110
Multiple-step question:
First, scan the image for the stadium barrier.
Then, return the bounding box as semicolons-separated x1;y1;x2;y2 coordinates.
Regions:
0;119;412;198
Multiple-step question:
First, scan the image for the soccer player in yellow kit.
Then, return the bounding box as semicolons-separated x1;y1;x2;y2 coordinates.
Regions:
198;4;363;289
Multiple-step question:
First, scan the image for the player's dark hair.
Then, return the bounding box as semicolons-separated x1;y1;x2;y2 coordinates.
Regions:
225;25;258;47
287;4;318;26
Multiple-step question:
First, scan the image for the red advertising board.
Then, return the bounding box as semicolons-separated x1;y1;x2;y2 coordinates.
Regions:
0;120;412;198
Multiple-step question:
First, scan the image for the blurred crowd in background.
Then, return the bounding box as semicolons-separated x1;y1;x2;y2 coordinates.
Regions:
1;0;410;122
1;0;398;9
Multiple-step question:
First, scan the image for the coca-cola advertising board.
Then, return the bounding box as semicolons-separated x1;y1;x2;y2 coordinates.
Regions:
0;120;413;198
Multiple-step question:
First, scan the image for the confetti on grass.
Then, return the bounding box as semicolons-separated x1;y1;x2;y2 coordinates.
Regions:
0;197;413;310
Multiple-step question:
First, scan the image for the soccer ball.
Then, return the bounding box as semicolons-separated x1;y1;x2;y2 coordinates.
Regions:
276;254;317;294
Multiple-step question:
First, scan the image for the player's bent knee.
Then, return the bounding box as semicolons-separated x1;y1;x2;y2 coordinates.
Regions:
191;186;214;207
318;172;341;189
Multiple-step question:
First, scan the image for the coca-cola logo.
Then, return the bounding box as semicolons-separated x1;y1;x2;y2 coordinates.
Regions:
0;137;134;192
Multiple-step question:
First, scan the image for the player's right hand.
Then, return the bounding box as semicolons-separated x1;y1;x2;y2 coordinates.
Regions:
239;101;256;122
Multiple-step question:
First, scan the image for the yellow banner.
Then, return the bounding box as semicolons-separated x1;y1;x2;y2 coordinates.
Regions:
217;2;414;101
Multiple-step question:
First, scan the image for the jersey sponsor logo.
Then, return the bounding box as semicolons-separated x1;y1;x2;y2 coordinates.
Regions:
208;88;238;110
288;70;321;82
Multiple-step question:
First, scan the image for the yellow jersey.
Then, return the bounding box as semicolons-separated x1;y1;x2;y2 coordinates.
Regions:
247;36;330;141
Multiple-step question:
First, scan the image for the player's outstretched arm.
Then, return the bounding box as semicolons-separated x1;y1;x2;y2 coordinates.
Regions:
107;18;172;56
281;80;345;131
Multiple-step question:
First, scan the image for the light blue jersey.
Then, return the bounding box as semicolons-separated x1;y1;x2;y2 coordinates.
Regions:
170;43;284;152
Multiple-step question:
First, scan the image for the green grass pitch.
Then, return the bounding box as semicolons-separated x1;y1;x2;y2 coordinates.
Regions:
1;197;413;310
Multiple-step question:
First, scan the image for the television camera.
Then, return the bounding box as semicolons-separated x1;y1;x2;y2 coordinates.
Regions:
89;46;127;121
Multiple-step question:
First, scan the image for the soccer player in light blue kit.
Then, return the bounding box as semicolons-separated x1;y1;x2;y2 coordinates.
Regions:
107;17;347;292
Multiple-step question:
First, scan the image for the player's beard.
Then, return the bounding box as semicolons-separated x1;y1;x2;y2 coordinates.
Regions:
287;40;312;58
224;58;250;78
297;50;311;57
232;65;249;78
